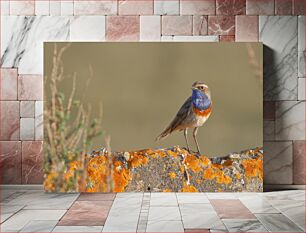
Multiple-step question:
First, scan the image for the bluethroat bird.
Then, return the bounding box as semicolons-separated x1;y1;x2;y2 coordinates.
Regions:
156;81;212;155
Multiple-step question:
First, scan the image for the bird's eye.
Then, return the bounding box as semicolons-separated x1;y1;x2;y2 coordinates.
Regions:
199;86;203;90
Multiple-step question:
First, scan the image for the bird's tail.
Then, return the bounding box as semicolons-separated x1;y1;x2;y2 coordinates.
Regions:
155;127;172;141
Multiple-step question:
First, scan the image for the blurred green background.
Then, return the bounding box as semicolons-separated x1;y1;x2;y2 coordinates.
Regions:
44;42;263;157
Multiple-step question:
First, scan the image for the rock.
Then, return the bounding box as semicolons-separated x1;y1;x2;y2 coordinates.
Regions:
44;146;263;192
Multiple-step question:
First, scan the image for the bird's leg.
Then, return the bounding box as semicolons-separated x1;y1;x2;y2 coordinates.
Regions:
193;127;201;156
183;129;191;152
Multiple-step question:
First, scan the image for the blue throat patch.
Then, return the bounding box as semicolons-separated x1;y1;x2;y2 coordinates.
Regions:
191;89;211;111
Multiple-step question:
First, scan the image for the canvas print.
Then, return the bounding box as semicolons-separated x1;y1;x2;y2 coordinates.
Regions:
43;42;263;192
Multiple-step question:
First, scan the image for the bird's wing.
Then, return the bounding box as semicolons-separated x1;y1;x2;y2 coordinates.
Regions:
156;96;192;140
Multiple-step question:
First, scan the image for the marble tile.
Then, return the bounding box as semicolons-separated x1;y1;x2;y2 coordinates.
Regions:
20;118;35;140
58;201;112;225
11;192;79;209
20;220;58;232
140;16;161;41
293;140;305;184
293;0;305;15
235;16;258;42
264;141;293;184
180;0;215;15
50;1;61;16
298;78;305;100
263;101;275;120
268;199;305;230
20;101;35;117
70;16;105;41
106;16;139;41
52;226;104;232
223;219;268;232
298;16;305;78
78;193;116;201
10;0;35;15
150;193;177;206
102;205;141;232
119;0;153;15
162;16;192;36
184;229;210;233
0;101;20;140
263;120;275;140
275;0;293;15
34;100;43;140
162;35;219;41
216;0;246;15
180;203;215;213
275;101;305;140
148;206;181;221
1;16;70;74
246;0;274;15
193;16;208;35
260;16;298;100
262;190;305;201
1;209;66;232
210;199;256;219
74;1;117;15
146;221;184;233
0;190;17;201
1;0;10;15
206;193;237;199
256;213;303;232
61;1;74;15
35;1;50;15
22;141;43;184
180;203;219;229
18;75;43;100
0;68;18;100
208;16;235;35
220;35;235;41
239;197;279;213
181;210;221;229
177;193;210;204
1;191;26;203
154;0;179;15
1;204;24;223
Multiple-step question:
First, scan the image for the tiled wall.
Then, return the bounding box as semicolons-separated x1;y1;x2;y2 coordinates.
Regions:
0;0;305;185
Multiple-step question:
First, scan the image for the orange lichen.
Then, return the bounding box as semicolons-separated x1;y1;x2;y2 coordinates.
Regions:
113;162;131;192
181;182;198;192
203;168;215;180
169;172;176;179
242;157;263;181
199;155;211;167
163;189;172;192
167;150;178;158
129;153;149;168
212;164;223;169
184;154;202;172
216;173;232;185
236;173;241;179
203;167;232;185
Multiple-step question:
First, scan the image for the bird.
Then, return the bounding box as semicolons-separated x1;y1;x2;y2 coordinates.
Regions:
156;81;212;155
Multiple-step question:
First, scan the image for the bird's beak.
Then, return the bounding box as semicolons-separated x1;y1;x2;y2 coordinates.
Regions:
191;87;197;90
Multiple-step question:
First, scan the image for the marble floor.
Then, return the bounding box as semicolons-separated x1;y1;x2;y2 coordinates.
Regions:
0;187;304;233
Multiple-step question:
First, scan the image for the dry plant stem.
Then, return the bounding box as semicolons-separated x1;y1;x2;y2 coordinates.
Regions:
105;136;114;192
246;43;263;83
44;43;103;192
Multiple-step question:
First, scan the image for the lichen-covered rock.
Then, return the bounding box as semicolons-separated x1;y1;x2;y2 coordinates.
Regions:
44;146;263;192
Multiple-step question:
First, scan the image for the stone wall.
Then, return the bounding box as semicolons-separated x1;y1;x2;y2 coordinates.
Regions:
0;0;305;185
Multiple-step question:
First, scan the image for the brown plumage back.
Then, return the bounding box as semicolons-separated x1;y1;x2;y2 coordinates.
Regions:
155;97;192;141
